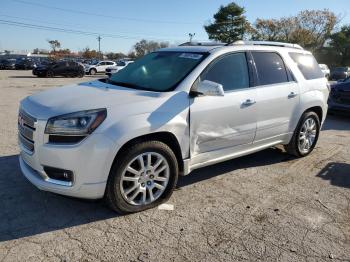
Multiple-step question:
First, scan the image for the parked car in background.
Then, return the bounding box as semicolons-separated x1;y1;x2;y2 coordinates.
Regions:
328;77;350;114
330;67;350;81
319;64;330;79
0;59;16;69
33;61;84;77
105;60;134;77
18;41;329;214
0;59;6;69
84;60;116;75
15;58;37;70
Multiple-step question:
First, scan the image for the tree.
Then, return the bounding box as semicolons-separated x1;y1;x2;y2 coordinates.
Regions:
105;52;127;60
252;17;296;42
252;9;338;51
81;47;99;59
204;2;250;43
293;9;338;51
47;40;61;53
329;25;350;66
132;39;169;57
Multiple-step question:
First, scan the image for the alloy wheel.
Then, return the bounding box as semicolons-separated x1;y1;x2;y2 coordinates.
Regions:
298;117;317;154
120;152;170;206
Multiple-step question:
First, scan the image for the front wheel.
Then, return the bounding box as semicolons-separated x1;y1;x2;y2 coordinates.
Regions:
89;68;97;75
284;111;320;157
105;141;179;214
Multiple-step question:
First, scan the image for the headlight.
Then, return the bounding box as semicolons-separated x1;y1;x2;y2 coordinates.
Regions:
45;109;107;135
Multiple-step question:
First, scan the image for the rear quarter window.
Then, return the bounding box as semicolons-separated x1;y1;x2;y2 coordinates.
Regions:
289;52;324;80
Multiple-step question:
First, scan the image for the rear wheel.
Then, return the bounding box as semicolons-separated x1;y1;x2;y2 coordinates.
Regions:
46;70;54;78
284;111;320;157
77;71;84;78
105;141;178;214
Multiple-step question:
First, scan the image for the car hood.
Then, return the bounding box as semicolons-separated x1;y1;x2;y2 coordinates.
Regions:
20;79;187;120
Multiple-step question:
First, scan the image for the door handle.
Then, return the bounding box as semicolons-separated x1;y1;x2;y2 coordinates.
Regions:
242;99;256;106
288;92;298;98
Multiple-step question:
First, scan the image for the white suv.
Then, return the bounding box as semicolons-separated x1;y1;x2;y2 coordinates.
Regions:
105;60;134;77
85;60;116;75
18;41;329;214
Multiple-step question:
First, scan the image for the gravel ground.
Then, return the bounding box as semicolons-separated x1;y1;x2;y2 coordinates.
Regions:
0;70;350;262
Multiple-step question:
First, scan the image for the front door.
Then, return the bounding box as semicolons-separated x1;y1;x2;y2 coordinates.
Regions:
190;52;257;157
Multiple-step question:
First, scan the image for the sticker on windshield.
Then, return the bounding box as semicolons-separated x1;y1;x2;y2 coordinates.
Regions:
179;53;203;60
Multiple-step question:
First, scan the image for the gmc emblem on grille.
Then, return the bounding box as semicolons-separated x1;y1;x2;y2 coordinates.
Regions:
18;115;25;128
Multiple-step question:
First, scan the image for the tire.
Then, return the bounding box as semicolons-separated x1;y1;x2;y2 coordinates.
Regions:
89;68;97;75
78;71;84;78
105;141;179;214
284;111;320;157
46;70;54;78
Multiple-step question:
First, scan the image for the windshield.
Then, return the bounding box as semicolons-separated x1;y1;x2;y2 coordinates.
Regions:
109;51;207;91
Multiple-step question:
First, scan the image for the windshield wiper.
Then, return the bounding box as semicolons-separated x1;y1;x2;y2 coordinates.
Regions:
107;79;150;91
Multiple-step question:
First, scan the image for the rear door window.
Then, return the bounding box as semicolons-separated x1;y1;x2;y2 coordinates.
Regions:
252;52;289;85
289;52;324;80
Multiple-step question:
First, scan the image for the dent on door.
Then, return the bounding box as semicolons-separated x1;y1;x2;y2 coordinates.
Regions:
189;92;257;156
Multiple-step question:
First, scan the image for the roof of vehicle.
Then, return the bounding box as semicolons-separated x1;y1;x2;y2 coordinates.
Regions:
160;41;309;54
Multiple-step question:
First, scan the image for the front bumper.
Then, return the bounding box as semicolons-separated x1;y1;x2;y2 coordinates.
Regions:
18;117;119;199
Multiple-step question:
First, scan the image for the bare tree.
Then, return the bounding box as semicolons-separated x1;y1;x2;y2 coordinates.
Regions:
47;40;61;54
133;40;169;58
252;9;339;51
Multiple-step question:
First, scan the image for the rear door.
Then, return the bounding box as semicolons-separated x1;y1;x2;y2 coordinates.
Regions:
251;51;300;142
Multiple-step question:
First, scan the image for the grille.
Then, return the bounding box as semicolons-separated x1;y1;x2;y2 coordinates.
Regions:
18;109;37;152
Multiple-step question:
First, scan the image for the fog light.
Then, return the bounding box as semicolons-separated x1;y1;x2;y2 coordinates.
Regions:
43;166;74;182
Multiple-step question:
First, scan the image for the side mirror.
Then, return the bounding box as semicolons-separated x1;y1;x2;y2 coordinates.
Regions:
191;80;224;97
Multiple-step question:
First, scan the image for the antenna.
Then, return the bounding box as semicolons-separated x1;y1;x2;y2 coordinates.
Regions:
188;33;195;43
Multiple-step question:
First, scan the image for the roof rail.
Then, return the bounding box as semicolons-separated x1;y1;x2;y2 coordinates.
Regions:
179;41;226;47
229;40;304;50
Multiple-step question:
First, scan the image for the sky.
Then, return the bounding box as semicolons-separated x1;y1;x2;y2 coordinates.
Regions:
1;0;349;54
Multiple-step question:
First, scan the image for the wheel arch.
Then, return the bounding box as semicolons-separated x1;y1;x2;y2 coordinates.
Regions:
110;131;184;176
304;106;323;123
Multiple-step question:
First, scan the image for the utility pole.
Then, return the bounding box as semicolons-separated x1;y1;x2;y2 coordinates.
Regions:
97;35;102;59
189;33;195;43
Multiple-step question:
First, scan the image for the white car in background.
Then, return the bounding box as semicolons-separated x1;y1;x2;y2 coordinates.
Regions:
319;64;330;79
85;61;116;75
105;60;134;77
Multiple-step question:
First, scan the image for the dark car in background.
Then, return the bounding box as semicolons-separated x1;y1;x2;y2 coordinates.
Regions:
15;58;36;70
33;61;84;77
0;59;16;69
328;77;350;114
330;67;350;81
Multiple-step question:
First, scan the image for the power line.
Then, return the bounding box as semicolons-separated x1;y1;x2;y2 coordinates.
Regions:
11;0;200;25
0;14;189;40
0;19;188;42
